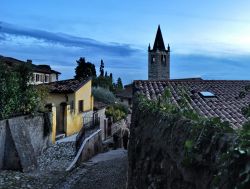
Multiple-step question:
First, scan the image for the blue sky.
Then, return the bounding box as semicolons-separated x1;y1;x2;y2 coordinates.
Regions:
1;1;250;84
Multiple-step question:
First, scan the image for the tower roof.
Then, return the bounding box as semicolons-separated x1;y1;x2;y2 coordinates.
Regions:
153;25;166;51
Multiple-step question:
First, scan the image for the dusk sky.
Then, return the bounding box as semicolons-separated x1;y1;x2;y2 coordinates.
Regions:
1;1;250;84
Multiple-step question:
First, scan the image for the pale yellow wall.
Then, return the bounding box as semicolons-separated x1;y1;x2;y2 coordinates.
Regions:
66;79;94;136
51;106;57;143
45;79;94;141
74;79;93;113
46;93;74;137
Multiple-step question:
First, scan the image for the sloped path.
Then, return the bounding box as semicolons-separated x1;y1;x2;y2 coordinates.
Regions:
54;149;128;189
0;148;127;189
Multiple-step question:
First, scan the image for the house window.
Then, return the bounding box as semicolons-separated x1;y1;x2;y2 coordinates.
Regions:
41;74;44;82
70;100;74;112
45;75;49;83
36;74;39;82
78;100;84;113
199;91;215;98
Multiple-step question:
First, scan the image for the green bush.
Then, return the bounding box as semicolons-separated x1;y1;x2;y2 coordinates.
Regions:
92;86;117;104
0;62;48;120
105;103;128;122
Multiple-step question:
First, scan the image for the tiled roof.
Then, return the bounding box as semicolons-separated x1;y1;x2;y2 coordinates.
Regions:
43;78;90;93
116;84;133;99
0;55;61;75
134;80;250;129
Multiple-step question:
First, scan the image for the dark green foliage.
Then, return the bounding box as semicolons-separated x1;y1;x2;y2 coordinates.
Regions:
242;104;250;118
116;77;123;91
92;59;115;91
99;59;104;77
0;62;48;120
75;57;96;81
239;91;246;99
245;85;250;92
135;89;250;188
93;76;114;91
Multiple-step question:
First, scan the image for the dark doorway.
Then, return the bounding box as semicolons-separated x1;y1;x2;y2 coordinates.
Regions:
57;102;67;135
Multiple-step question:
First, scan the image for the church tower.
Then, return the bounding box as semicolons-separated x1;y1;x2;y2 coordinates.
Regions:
148;25;170;80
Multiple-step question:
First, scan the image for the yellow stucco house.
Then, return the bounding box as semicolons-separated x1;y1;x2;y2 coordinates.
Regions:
43;78;94;143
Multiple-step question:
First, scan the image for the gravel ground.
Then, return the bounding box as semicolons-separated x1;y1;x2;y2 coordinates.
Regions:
0;141;75;189
38;141;76;172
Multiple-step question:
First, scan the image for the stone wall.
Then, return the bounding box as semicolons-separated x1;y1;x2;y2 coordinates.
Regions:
0;120;6;169
128;101;248;189
0;113;52;172
78;129;103;163
148;50;170;80
66;129;103;171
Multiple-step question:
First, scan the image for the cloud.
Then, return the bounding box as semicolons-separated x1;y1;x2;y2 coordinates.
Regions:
1;21;250;84
171;54;250;80
0;21;140;57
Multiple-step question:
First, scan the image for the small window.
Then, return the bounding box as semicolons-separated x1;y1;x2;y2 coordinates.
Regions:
70;100;74;111
36;74;39;82
152;56;155;63
45;75;49;83
78;100;84;113
199;91;215;97
41;74;44;82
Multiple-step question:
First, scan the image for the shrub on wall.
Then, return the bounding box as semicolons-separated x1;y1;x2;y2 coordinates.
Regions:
105;103;128;122
0;62;48;120
128;90;250;189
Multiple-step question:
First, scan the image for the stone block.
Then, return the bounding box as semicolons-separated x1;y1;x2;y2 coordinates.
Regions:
0;120;6;169
8;116;38;172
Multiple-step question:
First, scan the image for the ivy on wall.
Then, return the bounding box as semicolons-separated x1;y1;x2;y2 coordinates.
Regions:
135;88;250;189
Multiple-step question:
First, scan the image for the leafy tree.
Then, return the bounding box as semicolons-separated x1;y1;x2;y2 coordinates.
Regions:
0;62;48;120
99;59;104;77
116;77;123;90
109;73;113;81
75;57;96;80
105;71;108;77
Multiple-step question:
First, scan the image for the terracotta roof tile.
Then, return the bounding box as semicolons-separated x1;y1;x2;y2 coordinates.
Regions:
42;78;91;93
134;80;250;128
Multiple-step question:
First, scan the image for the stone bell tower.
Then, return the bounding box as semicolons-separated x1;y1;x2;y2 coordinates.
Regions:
148;25;170;80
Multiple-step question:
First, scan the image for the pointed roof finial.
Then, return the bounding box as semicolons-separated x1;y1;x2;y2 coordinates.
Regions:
153;25;166;51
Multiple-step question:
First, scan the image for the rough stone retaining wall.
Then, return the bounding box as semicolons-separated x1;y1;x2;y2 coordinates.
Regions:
0;113;52;172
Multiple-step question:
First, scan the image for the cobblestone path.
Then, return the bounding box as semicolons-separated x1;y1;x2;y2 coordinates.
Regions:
0;147;127;189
